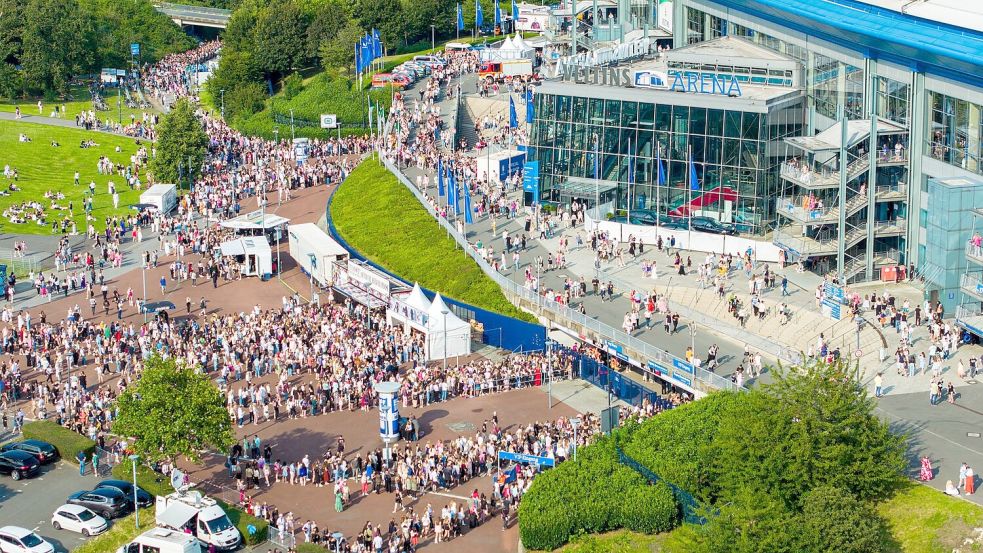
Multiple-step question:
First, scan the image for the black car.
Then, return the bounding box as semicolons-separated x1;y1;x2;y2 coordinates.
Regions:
67;489;132;519
1;439;59;464
690;216;738;235
96;479;154;509
0;450;41;480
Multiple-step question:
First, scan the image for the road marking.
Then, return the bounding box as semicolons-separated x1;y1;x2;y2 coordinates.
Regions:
425;491;470;501
876;406;983;457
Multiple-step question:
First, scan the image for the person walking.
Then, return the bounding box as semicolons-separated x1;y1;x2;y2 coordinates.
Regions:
91;450;99;477
781;275;789;296
967;465;976;495
76;451;86;476
874;372;883;398
160;276;167;295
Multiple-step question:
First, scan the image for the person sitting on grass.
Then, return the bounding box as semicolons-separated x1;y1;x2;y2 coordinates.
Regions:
18;133;30;142
50;139;60;147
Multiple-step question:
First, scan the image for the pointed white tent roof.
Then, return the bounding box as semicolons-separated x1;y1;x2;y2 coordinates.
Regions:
405;282;432;313
427;293;469;332
512;33;529;51
500;35;516;51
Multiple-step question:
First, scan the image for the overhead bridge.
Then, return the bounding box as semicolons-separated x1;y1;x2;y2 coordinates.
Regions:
154;2;231;29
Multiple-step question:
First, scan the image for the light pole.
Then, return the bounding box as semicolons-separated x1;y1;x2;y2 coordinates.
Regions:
547;340;553;409
220;89;225;119
441;309;449;372
273;127;279;145
689;322;697;365
571;417;581;461
129;454;140;528
290;109;295;141
141;263;147;323
430;25;436;51
117;86;122;125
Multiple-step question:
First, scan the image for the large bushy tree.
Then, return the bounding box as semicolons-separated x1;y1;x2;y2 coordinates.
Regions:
320;21;365;75
20;0;96;94
151;98;209;185
114;356;233;463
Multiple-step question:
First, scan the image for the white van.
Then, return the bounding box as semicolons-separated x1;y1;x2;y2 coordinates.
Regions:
156;492;241;551
117;527;200;553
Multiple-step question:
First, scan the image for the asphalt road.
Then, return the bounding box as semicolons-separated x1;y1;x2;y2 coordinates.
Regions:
0;460;108;552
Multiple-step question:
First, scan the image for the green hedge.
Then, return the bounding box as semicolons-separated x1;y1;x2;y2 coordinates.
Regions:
517;436;680;550
111;462;174;498
21;420;95;464
217;499;269;546
73;507;154;553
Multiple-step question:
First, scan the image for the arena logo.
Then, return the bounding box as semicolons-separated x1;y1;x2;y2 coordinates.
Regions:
633;70;743;97
560;65;633;86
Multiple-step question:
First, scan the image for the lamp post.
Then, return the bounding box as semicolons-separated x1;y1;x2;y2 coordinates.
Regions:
547;339;553;409
117;86;122;125
689;322;697;366
129;454;140;528
430;25;436;51
441;309;449;372
290;109;295;141
141;262;147;323
273;127;279;145
571;417;581;461
220;89;225;119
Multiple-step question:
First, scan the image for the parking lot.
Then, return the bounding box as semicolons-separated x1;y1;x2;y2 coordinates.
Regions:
0;457;114;552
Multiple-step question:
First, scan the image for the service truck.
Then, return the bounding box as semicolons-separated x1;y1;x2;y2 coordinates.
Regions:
155;492;241;551
478;59;534;82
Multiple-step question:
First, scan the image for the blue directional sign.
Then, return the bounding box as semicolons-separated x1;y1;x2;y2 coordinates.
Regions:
130;43;140;56
672;358;694;375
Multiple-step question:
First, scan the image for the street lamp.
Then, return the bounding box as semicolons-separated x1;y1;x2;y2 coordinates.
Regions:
129;454;140;528
689;322;697;365
273;127;279;145
219;89;225;119
290;109;295;141
441;309;449;372
571;417;581;461
430;25;436;51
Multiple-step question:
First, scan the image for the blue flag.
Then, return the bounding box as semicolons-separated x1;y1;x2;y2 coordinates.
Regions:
656;144;665;186
495;0;501;25
457;4;465;31
525;89;534;123
464;184;473;224
689;150;700;191
512;0;519;23
454;175;462;216
372;29;382;58
509;96;518;128
355;43;362;73
448;171;456;208
476;0;484;27
438;159;445;197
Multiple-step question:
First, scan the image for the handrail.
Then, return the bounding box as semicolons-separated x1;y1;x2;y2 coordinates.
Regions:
381;158;746;393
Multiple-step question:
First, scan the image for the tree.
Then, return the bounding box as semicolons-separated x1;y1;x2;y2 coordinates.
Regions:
799;486;888;553
224;81;267;122
114;356;233;463
0;0;24;98
20;0;96;94
355;0;403;48
676;489;804;553
254;0;310;75
306;0;350;62
150;98;209;186
319;21;364;75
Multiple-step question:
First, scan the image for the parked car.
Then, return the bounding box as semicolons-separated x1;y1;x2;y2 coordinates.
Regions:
0;440;59;464
67;489;132;519
370;73;405;89
96;479;154;509
0;526;54;553
51;504;108;537
0;451;41;481
690;216;738;235
611;213;659;226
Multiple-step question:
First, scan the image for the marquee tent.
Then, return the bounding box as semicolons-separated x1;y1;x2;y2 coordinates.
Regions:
425;293;472;360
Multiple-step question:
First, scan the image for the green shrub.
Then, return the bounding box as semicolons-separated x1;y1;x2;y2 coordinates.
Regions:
111;462;174;498
217;500;269;545
283;72;305;100
619;482;679;534
21;420;95;464
296;544;327;553
518;437;680;551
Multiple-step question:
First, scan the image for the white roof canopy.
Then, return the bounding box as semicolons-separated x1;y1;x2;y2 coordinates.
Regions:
219;237;271;257
220;209;290;231
405;283;432;313
157;503;198;529
426;293;469;333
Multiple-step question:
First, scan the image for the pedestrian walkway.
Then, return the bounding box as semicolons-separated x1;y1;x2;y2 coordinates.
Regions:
0;111;136;138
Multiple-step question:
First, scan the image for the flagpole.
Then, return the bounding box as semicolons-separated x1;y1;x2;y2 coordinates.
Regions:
627;138;632;224
655;142;661;236
687;144;693;248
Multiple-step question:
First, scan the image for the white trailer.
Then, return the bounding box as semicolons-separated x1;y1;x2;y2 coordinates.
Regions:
139;183;178;213
288;223;349;287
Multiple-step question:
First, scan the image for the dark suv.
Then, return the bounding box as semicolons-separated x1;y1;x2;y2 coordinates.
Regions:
67;489;132;519
96;479;154;509
1;439;59;464
0;450;41;480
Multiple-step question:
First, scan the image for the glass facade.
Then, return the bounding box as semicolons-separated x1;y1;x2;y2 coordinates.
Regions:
928;91;983;176
528;92;801;234
923;178;983;313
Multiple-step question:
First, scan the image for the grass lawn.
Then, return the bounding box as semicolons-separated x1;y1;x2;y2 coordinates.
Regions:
331;160;535;322
1;86;156;124
556;530;669;552
878;482;983;553
0;120;154;235
73;507;154;553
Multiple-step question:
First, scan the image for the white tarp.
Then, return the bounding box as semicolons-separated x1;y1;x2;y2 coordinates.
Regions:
288;223;349;286
405;282;432;312
585;215;783;262
425;293;472;360
157;502;198;530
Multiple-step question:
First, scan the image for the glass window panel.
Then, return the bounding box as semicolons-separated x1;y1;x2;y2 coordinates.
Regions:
725;111;742;138
604;99;621;125
639;102;655;126
742;113;759;140
655;104;671;130
690;107;707;136
588;98;604;124
707;109;723;137
621;101;638;128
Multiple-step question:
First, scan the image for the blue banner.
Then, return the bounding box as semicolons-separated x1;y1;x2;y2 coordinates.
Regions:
672;358;694;375
673;372;693;388
498;451;555;467
130;43;140;56
522;161;540;204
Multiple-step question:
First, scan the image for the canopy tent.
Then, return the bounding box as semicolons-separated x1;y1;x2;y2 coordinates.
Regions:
219;210;290;231
387;282;432;333
425;293;472;360
218;237;272;278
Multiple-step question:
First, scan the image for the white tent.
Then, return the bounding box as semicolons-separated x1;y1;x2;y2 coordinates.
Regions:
512;33;529;51
405;282;432;312
425;293;472;360
501;35;515;52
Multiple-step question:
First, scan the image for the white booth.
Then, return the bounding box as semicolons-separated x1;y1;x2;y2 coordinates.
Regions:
287;223;349;287
425;293;472;361
139;184;178;213
219;237;273;278
388;282;432;333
